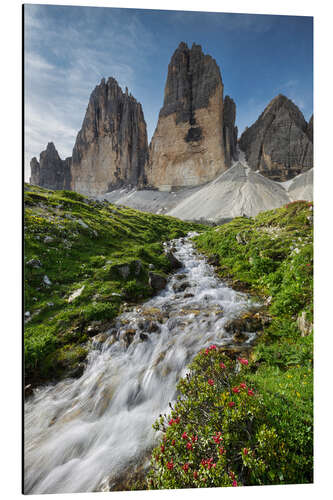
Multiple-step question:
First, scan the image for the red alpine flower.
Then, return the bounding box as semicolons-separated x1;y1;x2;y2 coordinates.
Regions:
243;448;248;455
191;434;198;442
228;401;235;408
220;362;226;369
166;460;174;470
232;480;238;487
182;432;188;440
240;382;246;389
208;379;215;386
182;463;189;472
232;386;240;394
248;389;254;396
239;357;249;365
213;431;222;443
186;442;193;450
193;471;198;479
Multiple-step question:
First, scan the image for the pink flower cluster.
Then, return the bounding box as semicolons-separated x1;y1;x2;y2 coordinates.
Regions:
238;357;249;366
212;431;223;444
201;457;216;470
168;416;180;426
204;344;217;355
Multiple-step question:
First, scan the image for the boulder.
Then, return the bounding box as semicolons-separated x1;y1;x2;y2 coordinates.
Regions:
165;250;182;269
26;258;41;268
148;272;167;291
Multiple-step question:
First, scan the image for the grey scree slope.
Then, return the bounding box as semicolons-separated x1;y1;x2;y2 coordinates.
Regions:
100;161;313;222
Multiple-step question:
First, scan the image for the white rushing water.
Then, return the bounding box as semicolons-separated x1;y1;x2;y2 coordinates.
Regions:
24;234;256;493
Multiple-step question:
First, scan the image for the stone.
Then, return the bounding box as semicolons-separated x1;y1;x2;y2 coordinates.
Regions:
225;309;271;335
77;219;89;229
165;250;182;269
71;77;149;195
121;329;136;348
30;142;71;190
68;285;85;303
297;311;313;337
43;275;52;286
133;260;143;276
239;95;313;181
148;272;167;291
146;42;232;190
117;264;130;280
173;281;190;293
137;319;160;333
207;254;219;266
233;331;248;344
26;258;41;268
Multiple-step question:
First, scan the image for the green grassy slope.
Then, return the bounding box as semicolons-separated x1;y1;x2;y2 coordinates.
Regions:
24;184;202;385
193;200;313;483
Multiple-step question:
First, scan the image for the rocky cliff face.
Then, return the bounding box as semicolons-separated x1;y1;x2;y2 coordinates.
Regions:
71;77;149;195
29;142;71;190
239;94;313;181
146;42;229;191
223;95;238;166
306;115;313;143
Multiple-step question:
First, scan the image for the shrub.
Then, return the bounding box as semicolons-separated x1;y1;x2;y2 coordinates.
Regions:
148;347;287;489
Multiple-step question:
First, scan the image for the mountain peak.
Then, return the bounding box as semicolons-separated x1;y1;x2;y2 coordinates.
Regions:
239;95;313;181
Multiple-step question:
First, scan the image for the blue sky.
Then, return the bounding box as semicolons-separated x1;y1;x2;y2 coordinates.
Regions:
24;4;313;179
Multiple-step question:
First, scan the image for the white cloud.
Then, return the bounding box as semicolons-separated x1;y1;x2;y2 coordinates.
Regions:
24;5;157;180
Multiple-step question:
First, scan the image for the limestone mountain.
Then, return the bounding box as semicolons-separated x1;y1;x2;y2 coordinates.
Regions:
71;77;149;195
145;42;237;191
29;142;71;190
239;94;313;181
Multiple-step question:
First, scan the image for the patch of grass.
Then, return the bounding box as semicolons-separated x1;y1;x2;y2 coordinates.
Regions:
24;184;203;385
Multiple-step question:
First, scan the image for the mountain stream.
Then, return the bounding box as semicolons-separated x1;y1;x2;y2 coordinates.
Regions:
24;233;257;493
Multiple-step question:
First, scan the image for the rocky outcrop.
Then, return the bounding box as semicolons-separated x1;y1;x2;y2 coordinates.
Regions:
223;95;238;166
306;115;313;143
29;142;71;190
239;94;313;181
70;77;149;196
146;42;229;191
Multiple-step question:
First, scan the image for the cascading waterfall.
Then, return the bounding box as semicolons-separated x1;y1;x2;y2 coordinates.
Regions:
24;233;256;494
